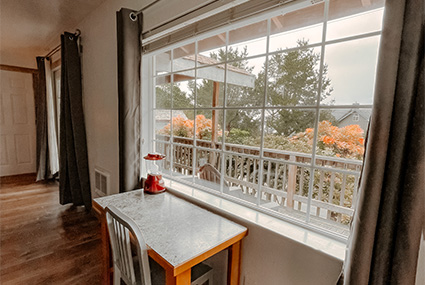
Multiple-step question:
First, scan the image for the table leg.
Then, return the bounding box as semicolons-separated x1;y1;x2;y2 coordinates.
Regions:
175;268;191;285
227;240;242;285
165;267;176;285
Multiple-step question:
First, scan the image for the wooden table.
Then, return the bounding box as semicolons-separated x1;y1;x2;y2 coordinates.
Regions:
92;189;248;285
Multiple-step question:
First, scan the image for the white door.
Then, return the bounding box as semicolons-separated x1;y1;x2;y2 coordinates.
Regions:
0;70;36;176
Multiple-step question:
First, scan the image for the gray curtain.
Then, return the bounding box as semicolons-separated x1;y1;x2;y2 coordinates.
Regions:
117;8;142;193
339;0;424;284
35;57;49;181
59;32;92;210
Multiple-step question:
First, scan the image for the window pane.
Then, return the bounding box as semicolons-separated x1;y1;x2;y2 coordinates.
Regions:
260;159;310;223
173;42;196;72
196;66;225;107
194;148;223;191
226;56;264;107
155;50;171;75
155;76;171;109
222;153;258;207
173;78;195;109
155;109;171;141
229;20;267;58
269;3;324;53
198;33;226;64
224;109;262;149
321;36;380;105
311;108;370;164
154;141;172;173
264;109;315;158
171;110;195;140
172;144;194;177
266;47;322;107
327;5;384;41
306;169;357;237
195;110;223;145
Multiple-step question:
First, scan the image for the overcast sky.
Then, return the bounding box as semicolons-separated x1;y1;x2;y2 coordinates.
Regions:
169;8;385;109
198;8;384;106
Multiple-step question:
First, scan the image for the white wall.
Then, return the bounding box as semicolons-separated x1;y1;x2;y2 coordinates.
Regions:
65;0;145;196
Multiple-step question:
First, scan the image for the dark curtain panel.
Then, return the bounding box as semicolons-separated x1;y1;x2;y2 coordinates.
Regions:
59;32;92;210
117;8;142;192
339;0;424;284
35;57;49;181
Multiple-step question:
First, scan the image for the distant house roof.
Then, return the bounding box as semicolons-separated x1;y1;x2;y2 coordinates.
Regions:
155;110;188;121
332;108;372;122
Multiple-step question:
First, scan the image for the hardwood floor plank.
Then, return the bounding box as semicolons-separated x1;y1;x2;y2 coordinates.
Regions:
0;179;102;284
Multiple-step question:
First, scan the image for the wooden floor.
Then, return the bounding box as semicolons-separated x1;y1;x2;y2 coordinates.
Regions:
0;174;103;284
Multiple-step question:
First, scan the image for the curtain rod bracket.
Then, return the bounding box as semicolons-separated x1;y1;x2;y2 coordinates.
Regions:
129;11;139;21
129;0;162;21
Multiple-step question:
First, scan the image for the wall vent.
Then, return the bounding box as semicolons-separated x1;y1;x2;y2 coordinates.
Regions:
94;168;110;196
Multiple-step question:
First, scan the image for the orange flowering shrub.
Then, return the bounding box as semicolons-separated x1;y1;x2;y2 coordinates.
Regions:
160;115;221;140
291;121;365;159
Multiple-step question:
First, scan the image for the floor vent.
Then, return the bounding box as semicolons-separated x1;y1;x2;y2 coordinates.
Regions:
94;168;109;196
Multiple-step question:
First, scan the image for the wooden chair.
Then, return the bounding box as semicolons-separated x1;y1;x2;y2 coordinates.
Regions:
105;206;213;285
198;163;229;187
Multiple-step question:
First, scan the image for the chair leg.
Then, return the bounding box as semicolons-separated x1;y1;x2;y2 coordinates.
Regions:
114;266;121;285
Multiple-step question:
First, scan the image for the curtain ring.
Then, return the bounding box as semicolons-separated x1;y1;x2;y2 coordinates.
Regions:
69;35;73;40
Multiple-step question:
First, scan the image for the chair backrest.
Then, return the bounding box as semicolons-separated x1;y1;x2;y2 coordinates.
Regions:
199;163;229;187
105;206;152;285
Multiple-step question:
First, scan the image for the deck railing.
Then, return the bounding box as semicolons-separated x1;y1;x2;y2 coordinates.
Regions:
155;134;362;232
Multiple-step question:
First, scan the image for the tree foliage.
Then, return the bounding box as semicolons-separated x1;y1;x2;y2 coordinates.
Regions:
291;120;365;159
263;40;334;135
191;46;262;135
159;114;221;140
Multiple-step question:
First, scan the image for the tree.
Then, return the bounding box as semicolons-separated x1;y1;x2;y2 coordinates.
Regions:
159;39;335;140
262;40;334;136
190;46;261;137
291;121;365;159
156;82;194;117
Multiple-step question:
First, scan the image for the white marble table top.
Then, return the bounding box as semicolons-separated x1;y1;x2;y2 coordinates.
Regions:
94;189;247;267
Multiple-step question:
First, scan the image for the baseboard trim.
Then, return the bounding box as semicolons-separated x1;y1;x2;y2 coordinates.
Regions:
0;173;37;185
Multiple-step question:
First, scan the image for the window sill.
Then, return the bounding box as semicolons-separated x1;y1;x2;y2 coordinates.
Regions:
163;178;347;262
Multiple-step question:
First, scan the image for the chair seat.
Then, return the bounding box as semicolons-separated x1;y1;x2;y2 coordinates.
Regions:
134;257;213;284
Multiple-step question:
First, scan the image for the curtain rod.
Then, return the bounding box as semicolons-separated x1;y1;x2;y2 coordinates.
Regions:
129;0;163;21
44;29;81;58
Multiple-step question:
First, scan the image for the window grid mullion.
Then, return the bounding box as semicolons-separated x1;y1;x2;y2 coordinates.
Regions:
191;41;199;184
219;30;229;195
305;0;331;224
256;18;271;207
169;49;175;178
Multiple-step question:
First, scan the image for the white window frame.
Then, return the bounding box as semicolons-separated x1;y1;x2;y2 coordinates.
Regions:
142;0;383;242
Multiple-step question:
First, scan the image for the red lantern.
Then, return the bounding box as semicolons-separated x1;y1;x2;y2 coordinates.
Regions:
143;153;166;194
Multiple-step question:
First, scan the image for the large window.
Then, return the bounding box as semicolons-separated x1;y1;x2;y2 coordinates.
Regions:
143;0;384;240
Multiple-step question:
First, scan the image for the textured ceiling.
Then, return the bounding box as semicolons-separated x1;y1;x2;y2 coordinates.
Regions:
0;0;106;61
